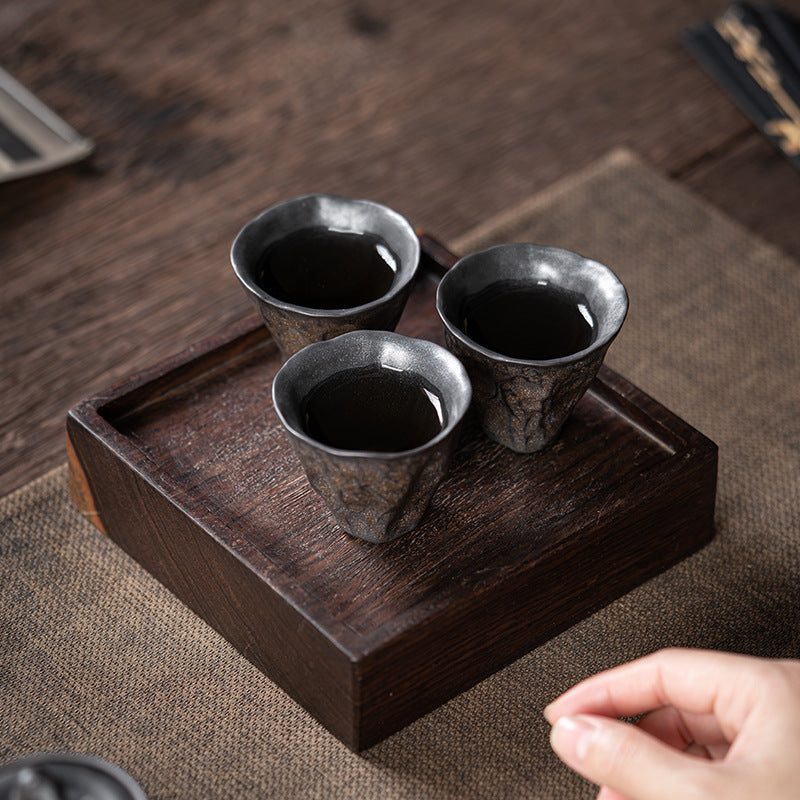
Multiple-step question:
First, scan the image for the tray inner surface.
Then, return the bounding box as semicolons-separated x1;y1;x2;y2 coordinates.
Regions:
103;276;686;644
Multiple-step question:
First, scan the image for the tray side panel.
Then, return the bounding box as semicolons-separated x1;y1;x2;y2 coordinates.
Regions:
66;411;358;749
355;438;717;749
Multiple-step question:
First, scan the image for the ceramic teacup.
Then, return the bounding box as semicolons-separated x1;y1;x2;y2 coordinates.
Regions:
231;194;420;358
436;243;628;453
272;330;472;543
0;753;148;800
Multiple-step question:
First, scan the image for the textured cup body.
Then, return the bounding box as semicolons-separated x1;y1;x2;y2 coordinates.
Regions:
252;285;412;359
284;429;459;543
443;328;608;452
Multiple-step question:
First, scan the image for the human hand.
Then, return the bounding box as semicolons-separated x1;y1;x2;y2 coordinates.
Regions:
544;648;800;800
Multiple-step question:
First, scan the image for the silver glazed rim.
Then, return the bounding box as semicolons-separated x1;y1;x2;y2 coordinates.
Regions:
436;243;629;367
272;330;472;460
231;193;420;318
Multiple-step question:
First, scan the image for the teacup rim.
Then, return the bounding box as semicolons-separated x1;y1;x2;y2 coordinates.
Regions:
272;330;472;460
436;242;629;367
231;193;420;318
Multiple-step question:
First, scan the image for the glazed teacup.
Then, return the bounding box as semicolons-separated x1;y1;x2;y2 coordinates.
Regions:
436;243;628;453
272;330;471;542
231;194;420;358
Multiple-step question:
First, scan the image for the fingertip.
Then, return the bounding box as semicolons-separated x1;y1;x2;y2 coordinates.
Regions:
596;787;633;800
549;714;601;764
552;713;722;800
543;692;574;724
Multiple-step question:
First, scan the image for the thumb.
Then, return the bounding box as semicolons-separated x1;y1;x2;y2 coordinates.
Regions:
549;714;728;800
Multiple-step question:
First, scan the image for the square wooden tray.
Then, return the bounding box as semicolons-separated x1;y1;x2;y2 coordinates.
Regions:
66;237;717;751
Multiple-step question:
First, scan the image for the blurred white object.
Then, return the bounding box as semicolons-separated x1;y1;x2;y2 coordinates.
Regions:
0;66;93;183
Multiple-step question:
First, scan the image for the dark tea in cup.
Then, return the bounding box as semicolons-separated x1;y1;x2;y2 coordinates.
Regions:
457;280;596;361
302;365;445;453
256;226;399;310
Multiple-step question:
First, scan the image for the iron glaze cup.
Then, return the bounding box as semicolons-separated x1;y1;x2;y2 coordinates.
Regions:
0;753;148;800
436;243;628;453
272;330;472;543
231;194;420;358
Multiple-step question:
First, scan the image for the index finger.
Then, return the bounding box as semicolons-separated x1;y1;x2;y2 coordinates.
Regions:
544;648;767;735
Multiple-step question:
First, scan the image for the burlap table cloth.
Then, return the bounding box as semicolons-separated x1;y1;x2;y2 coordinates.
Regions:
1;149;798;799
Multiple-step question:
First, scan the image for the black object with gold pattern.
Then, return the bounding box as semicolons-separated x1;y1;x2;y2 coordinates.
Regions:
684;2;800;170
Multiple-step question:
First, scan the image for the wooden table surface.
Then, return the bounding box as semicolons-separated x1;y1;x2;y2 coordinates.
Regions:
2;0;799;497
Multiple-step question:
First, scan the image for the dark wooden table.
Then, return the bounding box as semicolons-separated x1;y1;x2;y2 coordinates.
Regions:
2;0;799;497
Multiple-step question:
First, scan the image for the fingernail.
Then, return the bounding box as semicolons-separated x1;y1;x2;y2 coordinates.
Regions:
550;715;601;762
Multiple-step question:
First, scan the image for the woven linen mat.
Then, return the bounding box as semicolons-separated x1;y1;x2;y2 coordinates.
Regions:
2;149;799;799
